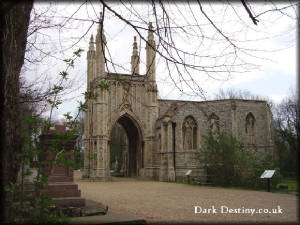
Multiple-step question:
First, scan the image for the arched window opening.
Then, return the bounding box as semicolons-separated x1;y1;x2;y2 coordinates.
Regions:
209;113;220;133
183;116;197;150
246;112;255;145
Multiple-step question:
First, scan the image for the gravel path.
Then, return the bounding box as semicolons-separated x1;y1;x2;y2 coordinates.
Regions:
74;171;298;224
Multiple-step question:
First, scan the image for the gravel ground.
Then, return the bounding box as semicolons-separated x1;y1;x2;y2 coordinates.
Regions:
74;171;298;224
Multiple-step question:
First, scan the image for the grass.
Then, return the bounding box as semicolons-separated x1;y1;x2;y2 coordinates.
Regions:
168;177;299;195
275;178;299;194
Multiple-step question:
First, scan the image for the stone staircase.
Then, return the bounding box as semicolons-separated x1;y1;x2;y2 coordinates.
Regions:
41;182;81;198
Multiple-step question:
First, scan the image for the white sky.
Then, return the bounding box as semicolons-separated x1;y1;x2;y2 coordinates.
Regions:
24;2;298;121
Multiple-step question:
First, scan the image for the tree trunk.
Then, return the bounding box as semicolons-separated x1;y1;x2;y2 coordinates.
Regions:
0;2;33;222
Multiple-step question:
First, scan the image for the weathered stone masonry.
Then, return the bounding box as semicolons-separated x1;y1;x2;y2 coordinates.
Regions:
83;18;274;182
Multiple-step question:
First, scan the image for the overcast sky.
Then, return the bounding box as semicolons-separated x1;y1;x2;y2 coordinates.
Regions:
24;2;298;121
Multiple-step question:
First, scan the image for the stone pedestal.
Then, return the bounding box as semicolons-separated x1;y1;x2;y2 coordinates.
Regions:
40;125;85;207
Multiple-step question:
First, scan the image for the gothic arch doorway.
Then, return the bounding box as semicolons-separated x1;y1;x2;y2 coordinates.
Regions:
109;114;144;177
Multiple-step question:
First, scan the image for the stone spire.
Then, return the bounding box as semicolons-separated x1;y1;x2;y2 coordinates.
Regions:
95;12;106;77
96;12;106;44
87;34;96;89
132;36;138;55
131;36;140;74
148;22;154;43
146;22;156;80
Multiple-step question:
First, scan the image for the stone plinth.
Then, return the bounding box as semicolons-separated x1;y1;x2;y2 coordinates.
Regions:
40;125;85;207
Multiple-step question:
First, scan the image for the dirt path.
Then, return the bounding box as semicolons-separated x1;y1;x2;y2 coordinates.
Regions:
74;171;298;224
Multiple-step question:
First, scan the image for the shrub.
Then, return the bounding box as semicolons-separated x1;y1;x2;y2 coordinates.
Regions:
198;132;281;189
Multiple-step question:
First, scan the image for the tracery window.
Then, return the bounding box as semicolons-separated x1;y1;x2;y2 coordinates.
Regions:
183;116;197;150
246;112;255;145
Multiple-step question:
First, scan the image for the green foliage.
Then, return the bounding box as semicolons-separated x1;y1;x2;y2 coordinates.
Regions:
275;128;298;177
9;115;84;223
83;91;99;101
236;153;282;190
6;48;86;224
63;112;73;120
198;132;281;190
59;71;68;79
199;132;243;186
77;101;88;112
26;116;43;125
98;80;110;91
63;58;75;67
276;178;299;193
73;48;84;57
74;149;84;170
113;74;122;82
52;85;64;94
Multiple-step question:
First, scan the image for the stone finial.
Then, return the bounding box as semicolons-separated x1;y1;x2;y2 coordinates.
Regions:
148;22;154;40
89;34;95;51
132;36;138;56
134;36;137;46
146;22;156;79
149;22;153;29
131;36;140;74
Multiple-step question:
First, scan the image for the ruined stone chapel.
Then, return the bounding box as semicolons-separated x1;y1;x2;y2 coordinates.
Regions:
83;20;274;182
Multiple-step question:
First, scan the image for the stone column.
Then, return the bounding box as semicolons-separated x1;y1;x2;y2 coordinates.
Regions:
159;121;166;181
167;121;175;181
159;117;172;181
83;138;90;178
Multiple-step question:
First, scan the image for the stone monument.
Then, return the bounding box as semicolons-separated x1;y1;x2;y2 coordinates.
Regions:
40;125;85;207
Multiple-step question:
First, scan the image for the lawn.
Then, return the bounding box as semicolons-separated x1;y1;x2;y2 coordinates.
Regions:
275;178;299;194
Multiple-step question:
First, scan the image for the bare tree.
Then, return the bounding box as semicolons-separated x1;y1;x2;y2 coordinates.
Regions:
274;90;299;136
23;1;297;102
213;88;269;100
212;88;275;110
19;3;87;120
273;89;299;177
92;1;297;98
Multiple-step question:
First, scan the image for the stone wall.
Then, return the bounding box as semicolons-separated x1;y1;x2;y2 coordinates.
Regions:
156;99;274;182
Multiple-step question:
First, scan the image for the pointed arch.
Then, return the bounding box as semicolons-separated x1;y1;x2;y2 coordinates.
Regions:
109;110;144;142
108;112;144;177
182;116;198;150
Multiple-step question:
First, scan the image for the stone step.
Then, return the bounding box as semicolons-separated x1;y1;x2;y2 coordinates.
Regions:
46;183;79;190
51;197;85;207
48;176;73;182
42;189;81;198
41;182;82;198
